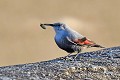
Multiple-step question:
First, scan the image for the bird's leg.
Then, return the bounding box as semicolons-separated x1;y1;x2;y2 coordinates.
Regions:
73;47;82;60
73;51;80;61
60;53;72;60
65;53;72;59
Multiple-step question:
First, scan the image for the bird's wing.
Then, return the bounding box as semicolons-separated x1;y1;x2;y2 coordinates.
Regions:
66;36;78;45
67;33;96;45
66;36;92;46
66;30;94;46
72;37;95;46
70;37;105;48
66;29;104;48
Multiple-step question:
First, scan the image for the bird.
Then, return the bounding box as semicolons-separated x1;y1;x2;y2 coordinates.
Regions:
40;22;105;60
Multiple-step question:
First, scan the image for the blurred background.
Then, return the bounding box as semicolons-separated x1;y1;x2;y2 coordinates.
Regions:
0;0;120;66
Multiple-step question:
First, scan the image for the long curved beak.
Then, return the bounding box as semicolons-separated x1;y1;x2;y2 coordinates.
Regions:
40;23;54;29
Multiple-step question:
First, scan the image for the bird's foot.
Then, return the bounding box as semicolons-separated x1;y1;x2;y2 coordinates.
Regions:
72;57;78;61
59;56;73;61
73;52;80;61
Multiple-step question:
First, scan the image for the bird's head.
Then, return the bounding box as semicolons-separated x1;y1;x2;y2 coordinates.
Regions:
40;22;68;33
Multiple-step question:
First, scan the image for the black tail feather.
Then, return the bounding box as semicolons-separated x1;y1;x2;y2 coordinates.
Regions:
91;44;105;48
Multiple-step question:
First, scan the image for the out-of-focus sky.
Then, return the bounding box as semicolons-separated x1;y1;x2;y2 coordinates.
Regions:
0;0;120;66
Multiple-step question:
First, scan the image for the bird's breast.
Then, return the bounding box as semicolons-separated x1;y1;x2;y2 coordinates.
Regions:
54;34;65;46
54;34;75;53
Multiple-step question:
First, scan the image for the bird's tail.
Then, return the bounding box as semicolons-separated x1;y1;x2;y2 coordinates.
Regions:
84;39;105;48
79;38;105;48
90;44;105;48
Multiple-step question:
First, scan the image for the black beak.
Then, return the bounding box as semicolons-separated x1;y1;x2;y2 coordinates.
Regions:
42;24;54;26
40;23;54;29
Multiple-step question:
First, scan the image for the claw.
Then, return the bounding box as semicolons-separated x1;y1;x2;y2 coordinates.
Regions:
59;56;73;61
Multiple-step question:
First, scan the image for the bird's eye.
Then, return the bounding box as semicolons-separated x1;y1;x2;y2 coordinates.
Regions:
61;25;65;30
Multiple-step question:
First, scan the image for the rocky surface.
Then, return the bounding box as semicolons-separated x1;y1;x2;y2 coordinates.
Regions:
0;46;120;80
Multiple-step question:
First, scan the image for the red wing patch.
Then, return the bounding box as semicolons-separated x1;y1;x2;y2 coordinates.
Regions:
83;39;94;45
73;38;94;45
73;37;104;48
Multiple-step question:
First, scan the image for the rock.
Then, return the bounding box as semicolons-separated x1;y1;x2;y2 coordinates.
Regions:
0;46;120;80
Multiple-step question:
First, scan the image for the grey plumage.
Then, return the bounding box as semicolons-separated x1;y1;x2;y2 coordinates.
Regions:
40;22;105;59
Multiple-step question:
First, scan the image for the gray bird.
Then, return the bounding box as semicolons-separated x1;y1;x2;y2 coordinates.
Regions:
40;22;105;60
